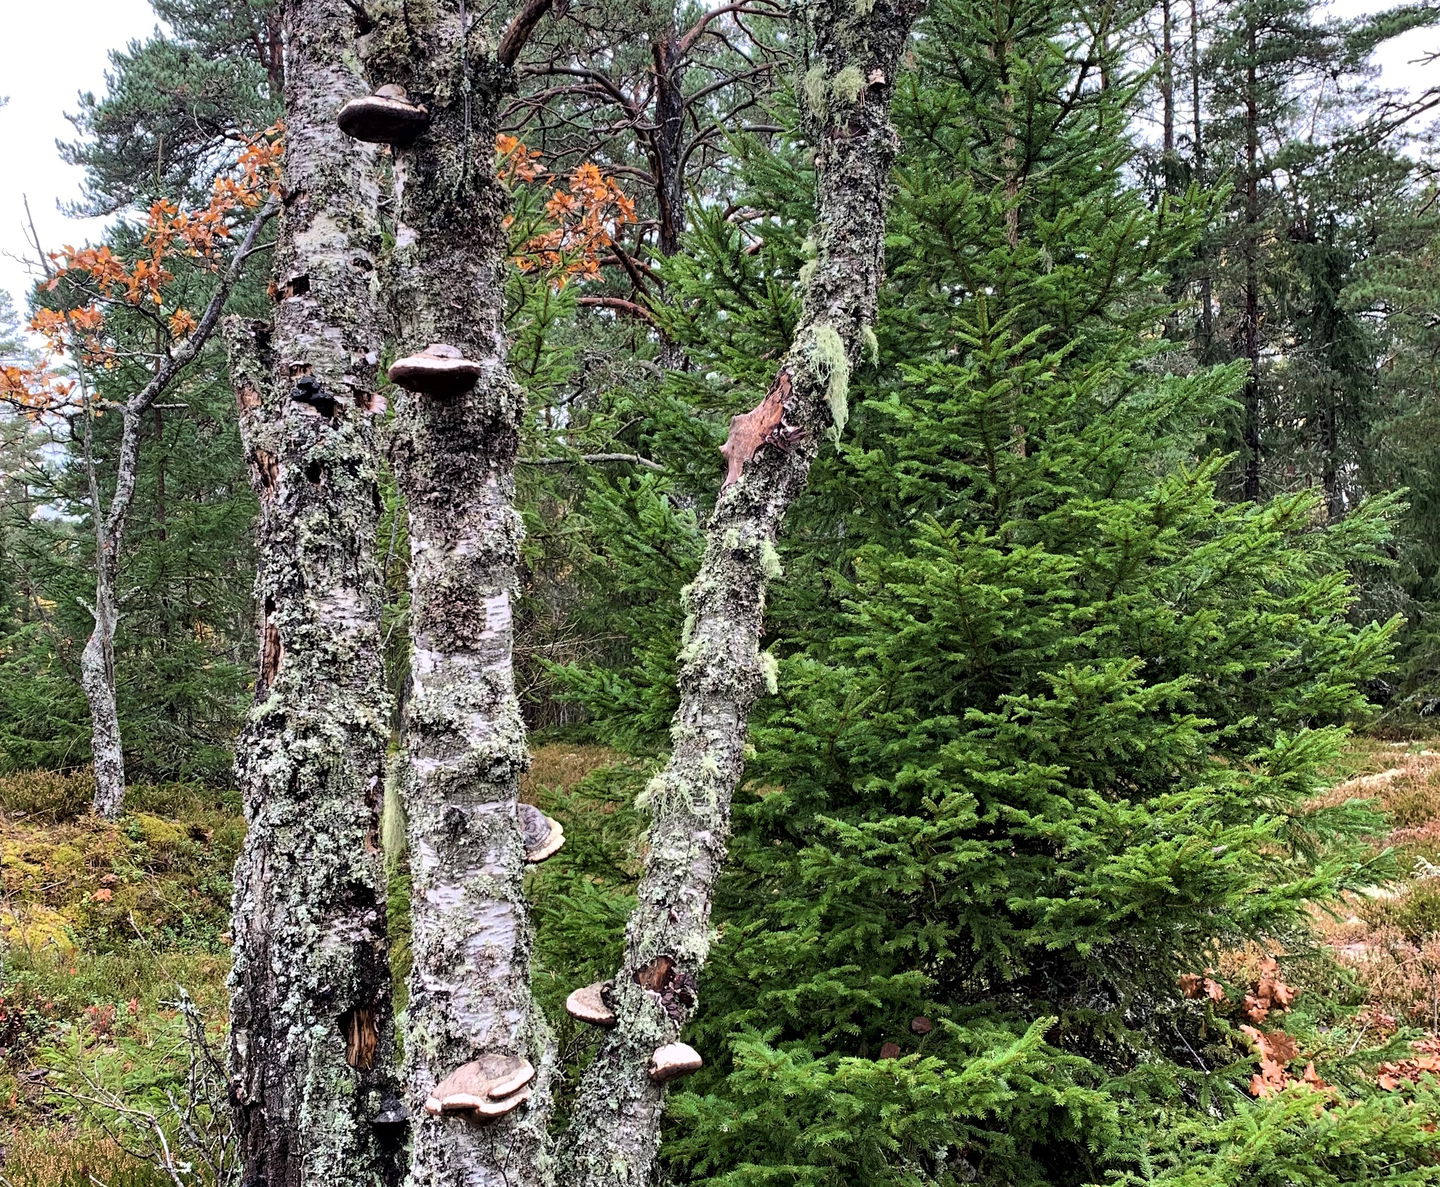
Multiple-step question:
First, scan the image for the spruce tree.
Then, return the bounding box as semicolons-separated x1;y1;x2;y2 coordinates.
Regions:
550;1;1435;1182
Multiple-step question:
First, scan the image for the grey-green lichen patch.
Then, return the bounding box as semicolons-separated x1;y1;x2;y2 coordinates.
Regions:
808;324;852;438
831;64;865;104
759;538;783;580
861;323;880;364
804;65;830;116
758;650;779;695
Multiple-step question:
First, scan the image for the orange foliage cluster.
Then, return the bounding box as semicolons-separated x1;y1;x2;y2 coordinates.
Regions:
1180;957;1317;1097
1378;1036;1440;1092
496;134;637;286
4;129;283;417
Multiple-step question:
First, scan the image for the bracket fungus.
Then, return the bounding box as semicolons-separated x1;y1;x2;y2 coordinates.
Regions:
423;1054;535;1119
648;1042;703;1084
519;802;565;862
387;344;485;397
337;84;431;144
565;981;617;1028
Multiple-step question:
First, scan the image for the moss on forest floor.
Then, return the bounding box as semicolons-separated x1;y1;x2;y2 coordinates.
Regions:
0;743;623;1185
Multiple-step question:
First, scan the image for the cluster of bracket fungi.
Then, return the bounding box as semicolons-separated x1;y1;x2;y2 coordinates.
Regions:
333;84;702;1122
565;979;703;1083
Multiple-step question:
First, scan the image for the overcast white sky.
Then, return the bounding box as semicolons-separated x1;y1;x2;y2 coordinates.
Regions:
0;0;1436;321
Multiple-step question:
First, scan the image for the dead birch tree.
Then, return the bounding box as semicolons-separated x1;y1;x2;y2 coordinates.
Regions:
228;0;918;1179
561;0;923;1177
10;174;277;820
340;3;562;1181
223;1;400;1182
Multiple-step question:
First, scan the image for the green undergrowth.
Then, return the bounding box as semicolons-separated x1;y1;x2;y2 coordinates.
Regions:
0;768;239;1182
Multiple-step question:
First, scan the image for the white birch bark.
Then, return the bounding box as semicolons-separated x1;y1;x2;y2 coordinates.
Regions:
224;1;399;1182
361;5;553;1183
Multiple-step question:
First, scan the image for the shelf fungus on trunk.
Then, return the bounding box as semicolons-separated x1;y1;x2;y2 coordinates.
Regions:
565;982;617;1028
647;1042;703;1084
423;1054;536;1119
337;84;430;144
519;802;565;863
387;343;485;397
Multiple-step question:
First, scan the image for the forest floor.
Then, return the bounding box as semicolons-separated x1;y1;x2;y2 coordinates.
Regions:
1;735;1439;1184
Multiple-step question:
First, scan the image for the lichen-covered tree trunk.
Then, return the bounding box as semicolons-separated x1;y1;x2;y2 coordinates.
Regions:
560;0;923;1180
364;8;550;1184
76;198;275;822
224;1;399;1183
80;563;124;818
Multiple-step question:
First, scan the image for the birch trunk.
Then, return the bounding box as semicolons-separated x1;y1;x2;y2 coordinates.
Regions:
363;8;549;1183
80;566;123;818
224;2;398;1182
76;190;276;821
561;0;922;1180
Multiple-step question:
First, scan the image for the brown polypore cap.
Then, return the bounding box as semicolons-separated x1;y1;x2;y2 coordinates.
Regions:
337;90;430;143
422;1054;535;1117
387;345;484;396
878;1042;902;1060
910;1015;934;1035
519;802;565;862
566;981;616;1028
648;1042;703;1084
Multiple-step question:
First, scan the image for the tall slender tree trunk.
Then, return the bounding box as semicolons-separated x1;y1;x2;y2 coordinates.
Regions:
80;540;124;817
80;385;125;818
1191;0;1214;358
77;364;132;820
82;236;269;820
363;8;551;1183
560;0;923;1180
224;1;398;1182
1241;16;1262;502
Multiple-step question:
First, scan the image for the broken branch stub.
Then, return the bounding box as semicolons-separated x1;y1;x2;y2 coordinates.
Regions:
719;376;793;489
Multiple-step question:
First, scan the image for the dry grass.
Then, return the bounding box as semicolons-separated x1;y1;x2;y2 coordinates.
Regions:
522;742;625;804
1309;738;1440;1027
0;1127;168;1186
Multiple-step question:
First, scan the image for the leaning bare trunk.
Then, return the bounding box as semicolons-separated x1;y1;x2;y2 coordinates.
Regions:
362;9;550;1184
560;0;922;1180
81;571;124;819
224;1;398;1184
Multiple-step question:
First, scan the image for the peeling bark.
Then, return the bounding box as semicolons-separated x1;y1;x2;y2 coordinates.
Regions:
224;2;398;1183
559;0;923;1179
363;6;551;1183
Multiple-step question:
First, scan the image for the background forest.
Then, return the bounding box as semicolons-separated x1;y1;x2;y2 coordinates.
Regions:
7;0;1440;1183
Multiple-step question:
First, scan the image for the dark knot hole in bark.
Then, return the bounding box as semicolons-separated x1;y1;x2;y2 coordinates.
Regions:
305;459;324;485
633;954;698;1022
260;597;283;688
340;1006;379;1070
